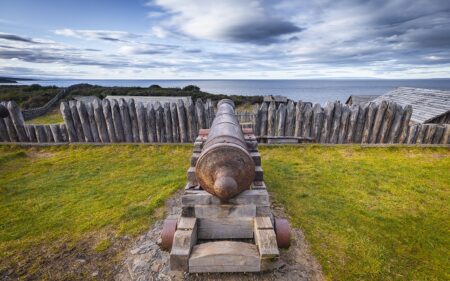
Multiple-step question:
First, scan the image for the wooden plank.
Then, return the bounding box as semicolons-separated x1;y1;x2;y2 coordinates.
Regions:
118;98;133;142
135;102;148;143
111;99;125;142
320;102;334;143
267;101;276;136
182;189;270;206
253;103;262;136
35;125;47;143
407;124;419;144
186;100;198;142
195;98;207;130
92;99;109;143
44;125;54;142
338;106;350;144
59;124;68;142
371;100;387;143
424;124;437;144
254;229;279;258
102;99;117;142
259;102;268;137
276;103;286;136
294;101;304;137
76;101;93;142
330;102;342;143
362;102;377;144
432;125;445;144
69;100;85;142
378;102;395;143
302;103;313;138
128;99;140;143
60;101;76;142
177;99;188;142
285;100;295;136
189;241;260;273
194;205;256;219
50;124;62;142
205;98;215;128
170;227;197;271
387;104;403;143
146;104;157;142
197;217;254;239
1;101;18;142
170;102;180;142
187;167;197;185
7;101;29;142
346;105;360;143
163;102;173;142
177;217;197;230
250;151;261;166
25;125;37;143
442;125;450;144
354;105;367;143
255;166;264;181
312;103;323;142
0;117;10;142
254;217;273;229
86;102;100;142
398;105;412;144
416;124;428;144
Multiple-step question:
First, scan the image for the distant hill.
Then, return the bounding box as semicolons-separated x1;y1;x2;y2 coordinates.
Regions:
0;76;36;83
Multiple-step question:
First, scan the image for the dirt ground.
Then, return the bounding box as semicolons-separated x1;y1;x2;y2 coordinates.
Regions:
115;191;324;281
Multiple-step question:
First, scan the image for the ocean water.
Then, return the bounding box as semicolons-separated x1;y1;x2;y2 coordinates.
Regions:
14;79;450;105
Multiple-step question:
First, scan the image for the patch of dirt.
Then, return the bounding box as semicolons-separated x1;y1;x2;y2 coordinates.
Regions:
25;150;54;159
115;190;324;281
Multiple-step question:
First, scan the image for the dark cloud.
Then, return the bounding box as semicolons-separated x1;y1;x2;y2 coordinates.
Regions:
224;20;303;43
0;33;37;44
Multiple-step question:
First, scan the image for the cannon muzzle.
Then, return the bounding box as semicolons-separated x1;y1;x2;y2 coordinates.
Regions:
195;99;255;200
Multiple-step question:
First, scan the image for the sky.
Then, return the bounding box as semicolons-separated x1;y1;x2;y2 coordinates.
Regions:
0;0;449;79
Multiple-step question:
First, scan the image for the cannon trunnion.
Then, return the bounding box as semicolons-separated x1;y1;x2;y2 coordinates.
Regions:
162;99;291;273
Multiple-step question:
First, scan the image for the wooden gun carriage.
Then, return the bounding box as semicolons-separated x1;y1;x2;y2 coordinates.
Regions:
161;99;291;273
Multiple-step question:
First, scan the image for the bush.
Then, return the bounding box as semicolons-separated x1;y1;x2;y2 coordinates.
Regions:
149;84;162;89
182;85;200;92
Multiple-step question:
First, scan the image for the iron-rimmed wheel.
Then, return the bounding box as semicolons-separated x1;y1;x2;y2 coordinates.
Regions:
274;218;291;248
161;219;177;251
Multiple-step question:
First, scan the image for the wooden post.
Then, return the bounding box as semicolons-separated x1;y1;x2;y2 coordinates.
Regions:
259;102;268;137
69;100;85;142
338;105;350;144
195;99;207;130
441;125;450;144
102;99;117;143
7;101;29;142
128;99;140;143
136;102;148;143
416;124;428;144
93;99;110;143
111;99;125;142
398;105;412;144
362;102;377;144
387;104;404;143
285;101;295;136
164;102;173;142
378;102;396;143
294;101;304;137
301;103;313;138
267;101;276;136
1;101;18;142
60;101;77;142
154;102;165;142
312;103;323;141
147;104;157;142
253;103;261;136
44;125;54;142
330;102;342;143
36;125;47;143
354;105;367;144
407;124;419;144
206;99;215;128
346;105;360;143
187;100;198;141
50;124;62;142
86;102;100;142
119;98;133;142
170;102;180;142
0;115;11;142
76;101;93;142
320;102;334;143
59;124;68;142
177;99;188;142
276;103;286;136
371;100;387;143
25;125;37;142
432;125;445;144
423;124;437;144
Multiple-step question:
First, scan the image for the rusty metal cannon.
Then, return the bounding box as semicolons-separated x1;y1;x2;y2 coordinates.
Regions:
195;99;255;200
162;99;291;273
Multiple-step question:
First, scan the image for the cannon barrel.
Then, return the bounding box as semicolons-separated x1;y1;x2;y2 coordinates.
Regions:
0;104;8;118
195;99;255;200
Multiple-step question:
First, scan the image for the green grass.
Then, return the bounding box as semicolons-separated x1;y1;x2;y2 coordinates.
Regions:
26;109;64;124
261;145;450;281
0;145;448;280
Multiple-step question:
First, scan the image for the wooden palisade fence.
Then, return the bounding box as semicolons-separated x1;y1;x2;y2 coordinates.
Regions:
0;99;449;144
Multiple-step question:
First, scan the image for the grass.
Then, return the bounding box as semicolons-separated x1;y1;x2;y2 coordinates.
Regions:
0;145;191;280
26;109;64;124
262;145;449;281
0;145;448;280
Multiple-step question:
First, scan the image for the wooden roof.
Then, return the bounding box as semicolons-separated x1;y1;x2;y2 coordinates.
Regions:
345;95;380;106
371;87;450;123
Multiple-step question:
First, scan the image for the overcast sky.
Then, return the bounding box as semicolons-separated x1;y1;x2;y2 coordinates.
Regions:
0;0;449;79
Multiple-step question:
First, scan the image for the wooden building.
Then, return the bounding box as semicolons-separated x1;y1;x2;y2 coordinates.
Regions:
345;95;380;106
370;87;450;124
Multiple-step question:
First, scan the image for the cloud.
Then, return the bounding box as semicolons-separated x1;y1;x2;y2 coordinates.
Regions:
54;29;140;42
0;33;37;44
150;0;302;43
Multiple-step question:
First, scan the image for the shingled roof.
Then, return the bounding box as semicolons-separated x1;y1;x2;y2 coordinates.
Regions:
345;95;380;106
371;87;450;124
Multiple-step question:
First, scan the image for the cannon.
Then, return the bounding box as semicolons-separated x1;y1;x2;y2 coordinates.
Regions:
0;104;8;118
195;99;255;200
162;99;291;273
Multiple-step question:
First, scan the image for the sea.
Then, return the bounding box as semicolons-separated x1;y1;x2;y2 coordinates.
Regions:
12;79;450;105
